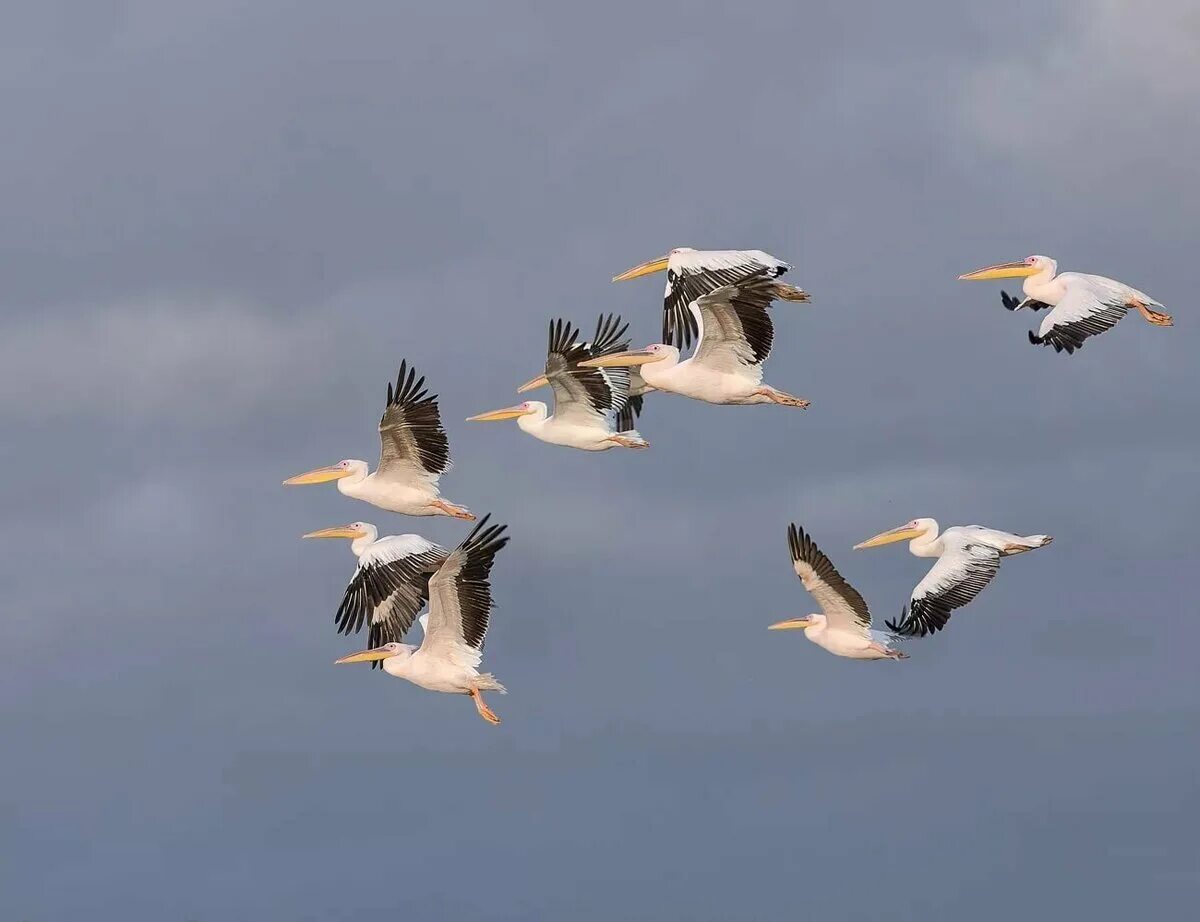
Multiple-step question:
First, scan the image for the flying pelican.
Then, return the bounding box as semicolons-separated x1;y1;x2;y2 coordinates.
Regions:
580;270;810;408
283;361;474;520
853;518;1052;637
467;314;648;450
613;247;809;349
514;315;656;432
334;515;510;725
302;522;447;662
959;255;1173;354
768;524;908;660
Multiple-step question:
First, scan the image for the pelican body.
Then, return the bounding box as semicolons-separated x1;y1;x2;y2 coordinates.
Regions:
583;271;809;408
769;524;907;661
854;518;1052;637
469;314;648;451
335;516;510;725
284;361;473;519
960;255;1173;354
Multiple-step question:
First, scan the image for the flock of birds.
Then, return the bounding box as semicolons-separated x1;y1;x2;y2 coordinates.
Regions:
284;247;1173;724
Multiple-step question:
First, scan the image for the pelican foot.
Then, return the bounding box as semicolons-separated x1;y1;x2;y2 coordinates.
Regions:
1131;299;1173;327
470;689;501;725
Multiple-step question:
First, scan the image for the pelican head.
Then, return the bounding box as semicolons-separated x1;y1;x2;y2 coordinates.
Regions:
579;343;676;368
768;614;821;631
853;518;935;549
466;400;544;422
303;521;376;541
283;459;368;486
611;247;694;282
958;254;1056;281
335;641;407;665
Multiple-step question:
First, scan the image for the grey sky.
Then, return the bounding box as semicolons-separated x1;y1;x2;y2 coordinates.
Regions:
2;1;1197;919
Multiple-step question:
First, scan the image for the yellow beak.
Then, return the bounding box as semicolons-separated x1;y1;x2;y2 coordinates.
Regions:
853;526;925;549
466;405;530;422
958;261;1038;281
516;373;549;393
578;350;659;368
303;525;362;540
768;617;813;631
612;255;669;282
283;465;352;486
335;646;393;664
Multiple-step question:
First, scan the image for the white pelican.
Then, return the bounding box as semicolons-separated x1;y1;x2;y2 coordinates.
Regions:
515;314;656;433
580;271;810;407
853;518;1052;637
283;361;474;520
768;524;908;661
613;247;810;349
302;522;447;660
959;255;1173;354
335;516;510;725
467;314;648;450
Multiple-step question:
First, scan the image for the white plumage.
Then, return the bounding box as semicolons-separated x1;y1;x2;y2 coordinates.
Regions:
334;517;510;725
582;270;810;407
960;254;1173;354
283;360;474;519
855;518;1053;637
768;524;907;661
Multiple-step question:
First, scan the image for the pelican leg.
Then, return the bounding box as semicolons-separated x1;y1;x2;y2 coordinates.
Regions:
470;688;501;725
431;498;476;521
606;434;650;449
1130;299;1174;327
756;387;810;409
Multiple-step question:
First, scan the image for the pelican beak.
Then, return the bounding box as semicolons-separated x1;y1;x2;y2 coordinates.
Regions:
578;350;659;368
303;525;361;539
768;617;813;631
958;261;1038;281
516;373;549;393
612;255;669;282
335;646;393;664
283;465;352;486
466;405;530;422
854;525;925;549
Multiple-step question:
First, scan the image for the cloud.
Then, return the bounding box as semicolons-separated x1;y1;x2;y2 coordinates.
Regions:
958;1;1200;187
0;297;321;423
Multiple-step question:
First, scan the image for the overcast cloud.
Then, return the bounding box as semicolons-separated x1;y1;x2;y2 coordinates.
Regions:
2;2;1197;919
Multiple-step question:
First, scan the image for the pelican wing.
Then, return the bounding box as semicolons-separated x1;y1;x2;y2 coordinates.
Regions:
546;314;631;427
377;361;452;479
335;535;447;666
886;532;1001;637
615;369;651;433
689;270;778;380
788;523;871;635
1029;273;1158;354
663;249;791;349
420;515;509;669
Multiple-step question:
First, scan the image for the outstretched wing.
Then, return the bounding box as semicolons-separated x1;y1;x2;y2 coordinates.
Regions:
663;249;791;350
335;535;448;667
377;361;452;480
886;534;1001;637
545;314;631;427
788;523;871;635
420;515;510;669
690;269;778;381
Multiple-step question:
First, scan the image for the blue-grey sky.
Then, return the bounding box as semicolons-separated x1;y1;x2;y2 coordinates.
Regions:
2;1;1198;919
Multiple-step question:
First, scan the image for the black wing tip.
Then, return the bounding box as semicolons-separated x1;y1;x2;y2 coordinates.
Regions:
385;359;438;408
